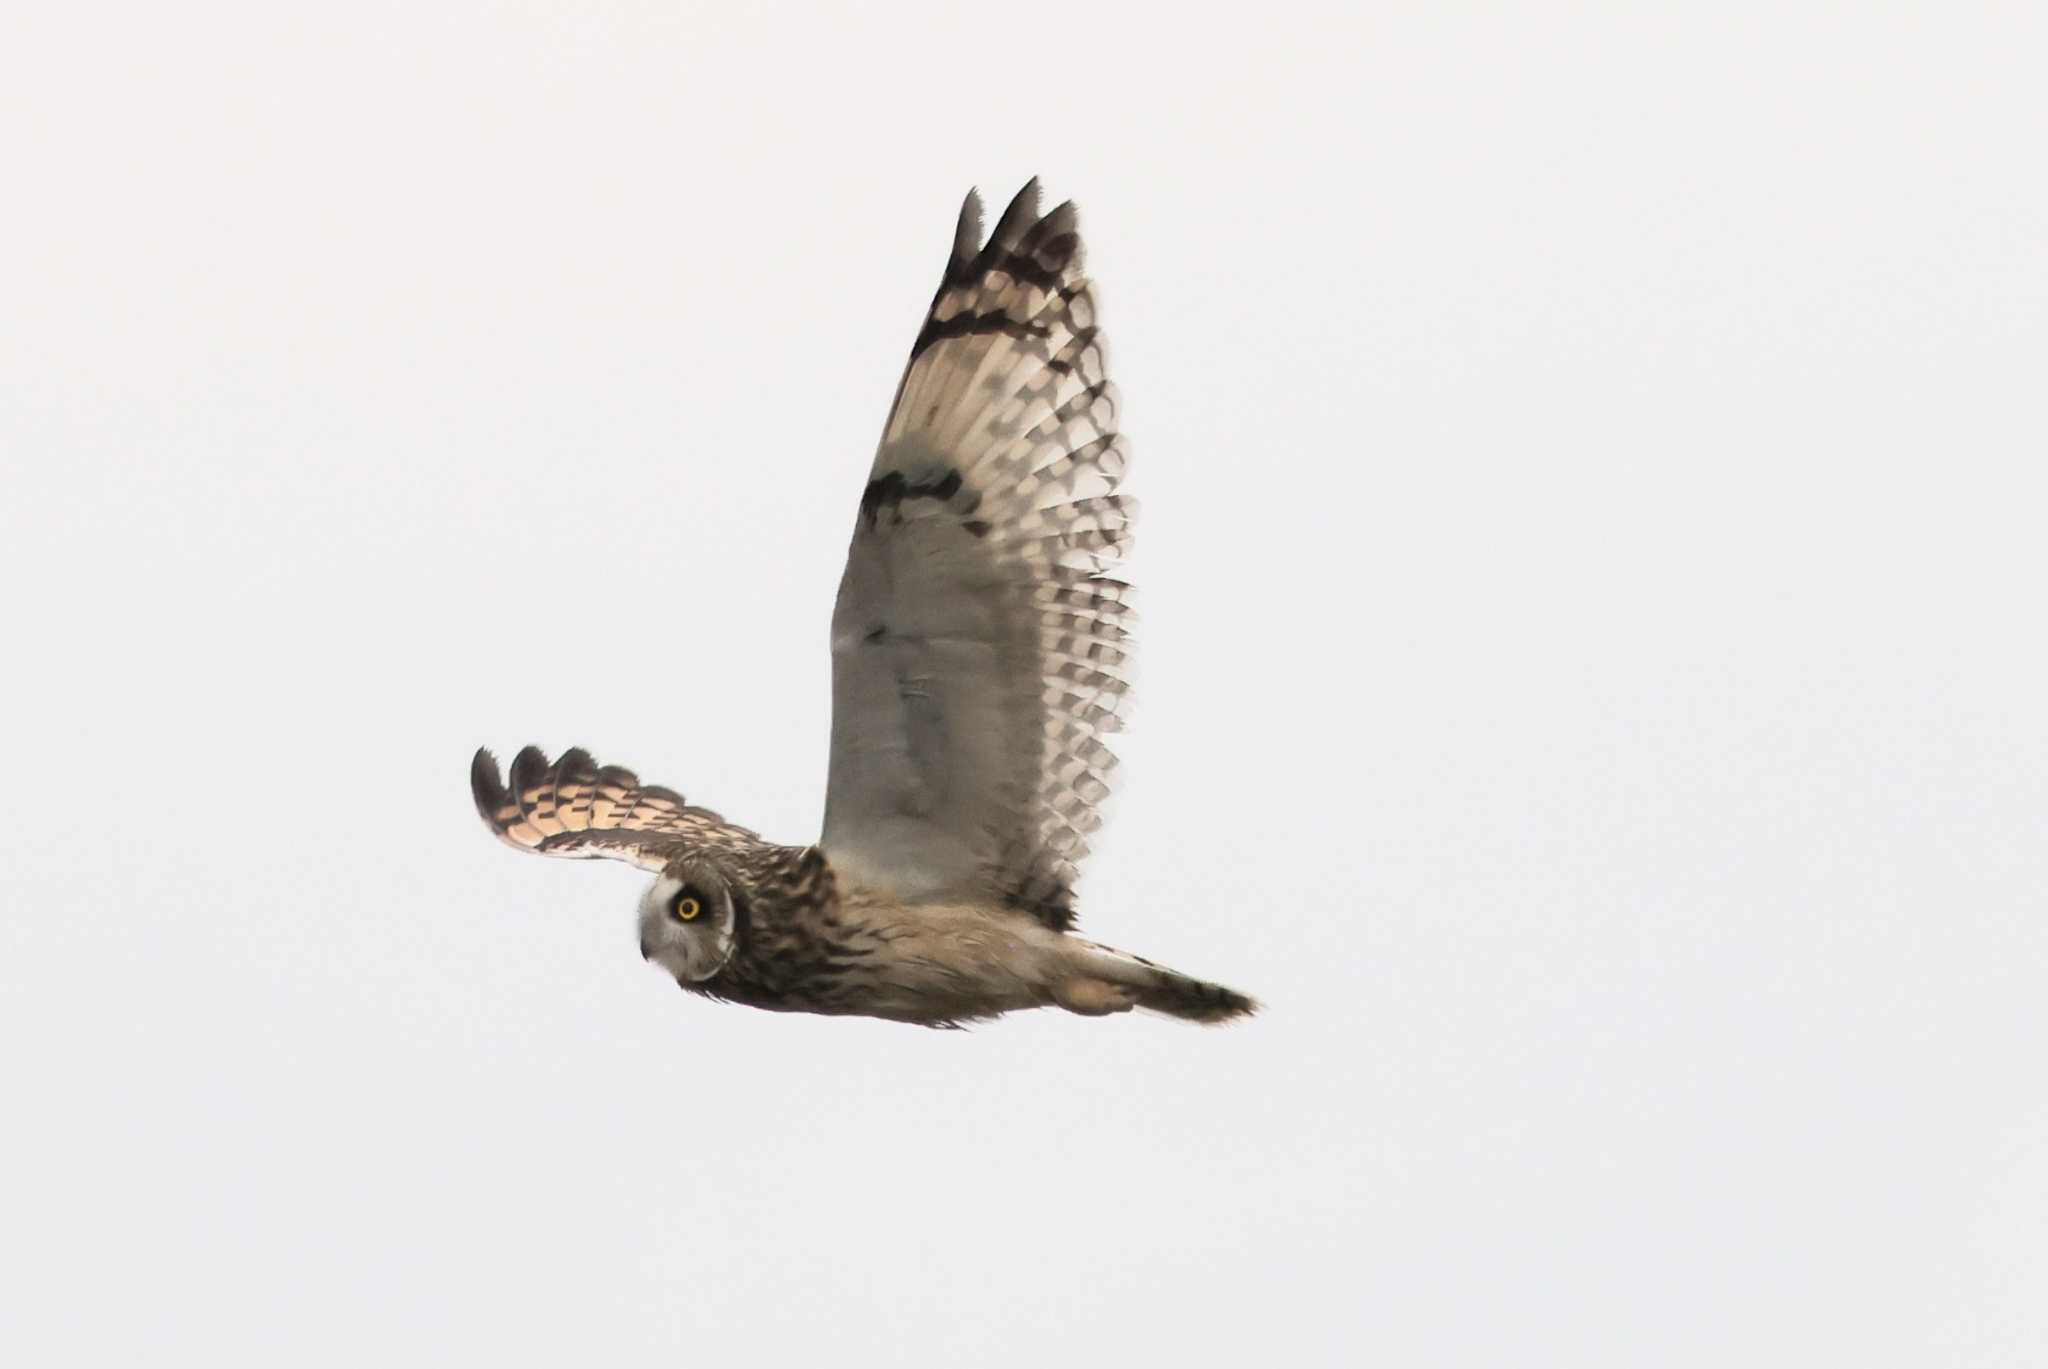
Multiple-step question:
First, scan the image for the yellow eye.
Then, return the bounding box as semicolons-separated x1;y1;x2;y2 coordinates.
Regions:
672;894;702;922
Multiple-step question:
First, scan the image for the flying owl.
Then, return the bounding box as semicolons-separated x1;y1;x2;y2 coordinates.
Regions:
472;181;1256;1027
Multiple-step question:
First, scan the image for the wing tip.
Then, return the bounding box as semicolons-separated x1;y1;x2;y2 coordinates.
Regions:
471;746;508;823
952;186;985;267
475;744;587;848
471;744;548;850
989;177;1044;254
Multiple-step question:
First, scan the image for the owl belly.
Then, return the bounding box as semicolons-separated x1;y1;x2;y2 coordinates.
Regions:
720;893;1069;1026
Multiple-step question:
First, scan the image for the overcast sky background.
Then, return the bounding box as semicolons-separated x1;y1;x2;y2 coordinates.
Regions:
4;4;2045;1365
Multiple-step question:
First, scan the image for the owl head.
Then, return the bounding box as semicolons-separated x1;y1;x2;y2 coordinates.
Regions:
637;859;740;983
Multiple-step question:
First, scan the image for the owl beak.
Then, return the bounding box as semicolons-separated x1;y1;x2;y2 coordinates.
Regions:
638;932;654;960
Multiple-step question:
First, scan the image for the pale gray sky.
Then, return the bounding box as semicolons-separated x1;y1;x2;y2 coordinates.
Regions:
4;3;2045;1365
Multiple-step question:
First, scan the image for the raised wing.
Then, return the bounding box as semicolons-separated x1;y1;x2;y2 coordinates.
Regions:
822;181;1132;930
472;746;763;872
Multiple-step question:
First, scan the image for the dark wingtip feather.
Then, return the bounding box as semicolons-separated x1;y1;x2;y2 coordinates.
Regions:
1033;198;1083;273
951;187;984;266
549;746;595;815
1036;198;1078;239
987;178;1043;255
470;747;508;824
507;745;549;817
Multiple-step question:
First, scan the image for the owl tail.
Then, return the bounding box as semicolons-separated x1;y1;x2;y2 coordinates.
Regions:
1069;940;1259;1024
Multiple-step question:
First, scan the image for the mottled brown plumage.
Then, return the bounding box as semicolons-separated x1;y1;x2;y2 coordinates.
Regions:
471;182;1256;1027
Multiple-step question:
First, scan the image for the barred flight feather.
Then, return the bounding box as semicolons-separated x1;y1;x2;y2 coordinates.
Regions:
472;746;764;872
822;179;1135;930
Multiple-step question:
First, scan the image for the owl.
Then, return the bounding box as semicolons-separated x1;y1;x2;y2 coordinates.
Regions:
473;181;1256;1026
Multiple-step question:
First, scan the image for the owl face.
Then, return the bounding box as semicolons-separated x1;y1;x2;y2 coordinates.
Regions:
637;863;738;983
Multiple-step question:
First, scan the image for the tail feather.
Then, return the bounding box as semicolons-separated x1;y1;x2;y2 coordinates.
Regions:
1073;940;1258;1024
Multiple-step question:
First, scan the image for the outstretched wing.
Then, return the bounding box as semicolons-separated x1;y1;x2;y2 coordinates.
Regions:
821;181;1133;931
472;746;762;872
